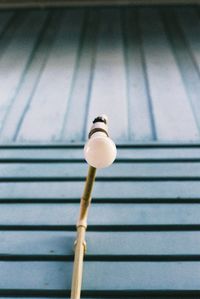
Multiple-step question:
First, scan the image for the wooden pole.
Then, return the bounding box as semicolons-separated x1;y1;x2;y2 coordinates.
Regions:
70;166;96;299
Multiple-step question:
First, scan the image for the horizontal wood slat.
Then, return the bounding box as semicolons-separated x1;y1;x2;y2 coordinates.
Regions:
0;162;200;179
0;231;199;256
0;144;199;294
0;203;198;226
0;261;200;290
0;181;200;199
1;146;200;161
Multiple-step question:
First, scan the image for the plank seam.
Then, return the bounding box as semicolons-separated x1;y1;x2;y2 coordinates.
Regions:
12;11;61;141
82;8;99;141
160;8;200;134
59;8;86;141
0;225;199;231
137;8;157;140
2;143;200;148
0;176;200;182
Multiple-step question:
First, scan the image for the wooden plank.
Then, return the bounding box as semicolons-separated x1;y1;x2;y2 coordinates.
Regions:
162;8;200;131
0;12;62;142
1;162;200;179
0;181;200;199
139;8;199;140
0;11;47;132
0;11;13;36
1;147;200;160
175;8;200;72
61;9;99;142
17;9;84;142
0;203;198;226
0;261;200;290
122;9;154;141
87;8;128;141
0;231;200;256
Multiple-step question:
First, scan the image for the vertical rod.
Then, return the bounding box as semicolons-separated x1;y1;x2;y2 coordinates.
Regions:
70;166;96;299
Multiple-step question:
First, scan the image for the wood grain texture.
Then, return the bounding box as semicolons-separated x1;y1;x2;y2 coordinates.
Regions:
0;203;198;225
0;231;200;256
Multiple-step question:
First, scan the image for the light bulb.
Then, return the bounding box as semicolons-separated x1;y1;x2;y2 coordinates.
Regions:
84;132;117;169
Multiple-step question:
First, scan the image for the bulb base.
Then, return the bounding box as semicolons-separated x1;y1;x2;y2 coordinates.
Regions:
84;115;117;169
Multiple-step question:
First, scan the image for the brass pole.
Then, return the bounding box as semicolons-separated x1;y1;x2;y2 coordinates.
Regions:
70;166;96;299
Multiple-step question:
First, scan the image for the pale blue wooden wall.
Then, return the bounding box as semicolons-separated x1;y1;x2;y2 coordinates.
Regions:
0;7;200;143
0;143;200;297
0;5;200;299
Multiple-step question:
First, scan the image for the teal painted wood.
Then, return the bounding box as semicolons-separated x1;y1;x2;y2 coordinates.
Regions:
0;203;198;225
1;145;200;160
0;145;199;295
0;261;200;290
0;181;200;199
0;231;200;256
87;8;128;142
0;11;61;142
61;9;99;142
0;7;199;142
16;10;84;142
122;9;154;141
176;8;200;72
139;8;198;140
163;8;200;132
0;11;47;132
1;162;200;178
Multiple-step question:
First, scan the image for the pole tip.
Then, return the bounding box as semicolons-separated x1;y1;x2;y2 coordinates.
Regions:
93;114;108;125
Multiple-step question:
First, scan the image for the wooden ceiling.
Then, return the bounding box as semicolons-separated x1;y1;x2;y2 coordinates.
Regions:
0;7;200;143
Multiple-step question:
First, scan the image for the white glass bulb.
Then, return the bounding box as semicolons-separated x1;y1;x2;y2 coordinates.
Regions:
84;132;117;169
